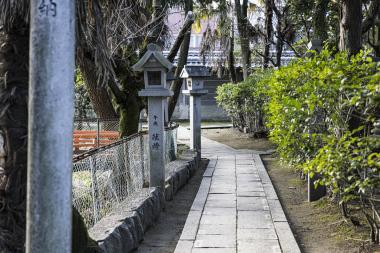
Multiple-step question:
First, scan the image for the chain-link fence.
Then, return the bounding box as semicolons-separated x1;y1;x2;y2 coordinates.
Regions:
74;118;120;131
73;118;150;153
72;123;178;228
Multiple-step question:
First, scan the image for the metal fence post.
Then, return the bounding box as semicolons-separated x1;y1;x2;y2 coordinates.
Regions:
140;134;146;187
174;127;178;156
96;118;100;148
124;140;133;195
27;0;75;252
89;156;101;223
171;128;177;161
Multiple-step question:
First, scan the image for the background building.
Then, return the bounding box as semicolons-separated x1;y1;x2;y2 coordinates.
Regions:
164;5;295;120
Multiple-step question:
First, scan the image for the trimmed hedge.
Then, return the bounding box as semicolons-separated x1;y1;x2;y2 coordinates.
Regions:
217;50;380;242
216;70;271;134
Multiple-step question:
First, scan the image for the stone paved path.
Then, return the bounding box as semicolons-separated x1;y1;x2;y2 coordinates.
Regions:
174;127;301;253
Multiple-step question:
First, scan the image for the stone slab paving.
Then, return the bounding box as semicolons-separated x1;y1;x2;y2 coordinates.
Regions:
174;127;301;253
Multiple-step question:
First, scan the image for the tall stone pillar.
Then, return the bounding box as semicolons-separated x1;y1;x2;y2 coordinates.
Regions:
27;0;75;252
183;90;208;160
140;94;171;189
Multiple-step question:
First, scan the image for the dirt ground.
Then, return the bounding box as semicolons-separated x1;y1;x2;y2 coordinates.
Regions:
135;160;207;253
202;128;380;253
202;128;276;151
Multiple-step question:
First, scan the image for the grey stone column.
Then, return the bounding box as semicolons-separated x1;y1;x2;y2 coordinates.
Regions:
148;97;165;188
190;95;201;150
27;0;75;252
183;90;207;161
139;89;173;189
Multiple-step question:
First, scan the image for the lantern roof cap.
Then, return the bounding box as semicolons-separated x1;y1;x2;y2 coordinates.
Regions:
180;65;211;78
132;43;173;71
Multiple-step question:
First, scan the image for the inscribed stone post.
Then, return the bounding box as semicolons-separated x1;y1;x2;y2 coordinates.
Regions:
27;0;75;252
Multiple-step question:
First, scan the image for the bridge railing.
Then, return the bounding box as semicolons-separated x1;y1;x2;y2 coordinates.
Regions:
72;123;178;227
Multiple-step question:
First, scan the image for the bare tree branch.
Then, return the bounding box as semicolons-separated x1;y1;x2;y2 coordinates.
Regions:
362;0;380;34
284;40;303;57
253;48;278;67
167;12;195;62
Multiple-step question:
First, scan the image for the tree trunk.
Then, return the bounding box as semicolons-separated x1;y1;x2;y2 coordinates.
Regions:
370;24;380;57
264;0;274;68
168;0;193;120
150;0;165;47
72;207;102;253
168;30;191;119
339;0;363;55
0;24;29;253
109;53;145;137
235;0;250;79
118;91;141;138
339;1;364;134
313;0;329;41
77;49;118;119
240;38;250;79
275;13;284;67
228;26;237;83
167;13;195;62
362;0;380;34
364;1;380;56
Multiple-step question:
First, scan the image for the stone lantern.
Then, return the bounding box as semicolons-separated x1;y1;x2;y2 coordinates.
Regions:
308;39;323;52
133;43;173;189
306;39;323;58
181;65;211;162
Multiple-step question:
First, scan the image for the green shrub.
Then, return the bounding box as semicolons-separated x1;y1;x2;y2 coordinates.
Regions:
264;50;380;241
216;50;380;241
266;50;379;167
305;131;380;204
216;70;271;133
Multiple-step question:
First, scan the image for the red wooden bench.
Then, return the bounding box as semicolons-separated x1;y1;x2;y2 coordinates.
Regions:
73;130;119;152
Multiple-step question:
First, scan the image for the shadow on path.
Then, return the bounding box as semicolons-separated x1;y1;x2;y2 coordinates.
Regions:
135;160;207;253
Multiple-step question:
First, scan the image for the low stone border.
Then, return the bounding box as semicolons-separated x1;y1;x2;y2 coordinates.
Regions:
164;150;200;201
89;150;199;253
254;154;301;253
